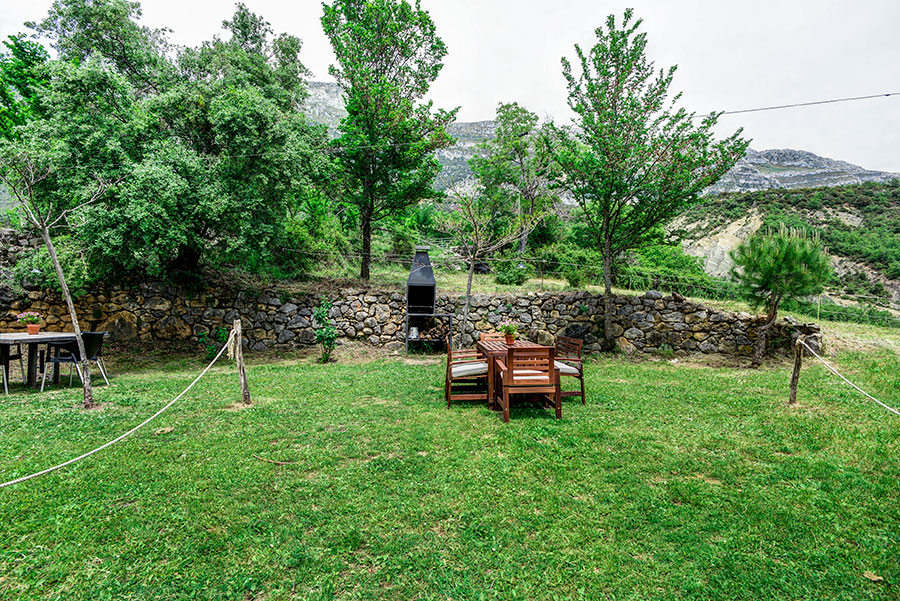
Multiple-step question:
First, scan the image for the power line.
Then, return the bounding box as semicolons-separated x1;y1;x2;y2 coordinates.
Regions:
696;92;900;119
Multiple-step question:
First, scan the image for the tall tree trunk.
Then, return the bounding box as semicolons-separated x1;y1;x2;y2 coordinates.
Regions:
601;232;615;351
460;256;476;349
516;196;533;255
752;296;780;368
39;227;94;409
359;204;372;280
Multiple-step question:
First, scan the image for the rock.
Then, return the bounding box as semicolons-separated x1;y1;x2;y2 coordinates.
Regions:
154;316;192;340
645;290;663;300
624;327;644;340
99;311;138;341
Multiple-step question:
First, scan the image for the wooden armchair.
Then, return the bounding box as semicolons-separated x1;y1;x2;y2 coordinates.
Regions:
555;335;585;404
445;336;489;407
495;347;561;422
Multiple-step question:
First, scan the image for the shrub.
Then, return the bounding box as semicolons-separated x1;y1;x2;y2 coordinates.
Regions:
198;327;228;361
313;296;338;363
494;258;533;286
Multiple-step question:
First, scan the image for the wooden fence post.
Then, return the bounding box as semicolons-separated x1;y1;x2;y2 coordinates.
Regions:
233;319;251;405
788;334;806;405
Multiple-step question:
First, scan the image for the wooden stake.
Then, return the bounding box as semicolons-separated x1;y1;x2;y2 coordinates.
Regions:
234;319;251;405
788;334;806;405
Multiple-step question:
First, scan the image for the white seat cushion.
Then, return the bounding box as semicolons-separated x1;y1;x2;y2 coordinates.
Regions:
554;360;580;375
451;361;488;378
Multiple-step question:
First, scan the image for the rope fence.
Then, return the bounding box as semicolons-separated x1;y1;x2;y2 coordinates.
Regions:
799;339;900;417
0;330;237;490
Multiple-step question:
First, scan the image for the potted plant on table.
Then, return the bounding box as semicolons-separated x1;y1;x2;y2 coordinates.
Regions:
16;311;43;335
498;320;519;346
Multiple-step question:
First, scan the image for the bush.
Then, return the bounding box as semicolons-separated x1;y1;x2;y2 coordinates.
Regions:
11;235;96;297
494;258;533;286
534;244;603;288
313;296;338;363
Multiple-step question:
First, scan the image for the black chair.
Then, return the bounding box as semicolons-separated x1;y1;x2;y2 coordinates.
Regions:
2;344;26;396
41;332;109;391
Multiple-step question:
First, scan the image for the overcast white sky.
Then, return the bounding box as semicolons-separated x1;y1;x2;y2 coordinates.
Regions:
2;0;899;171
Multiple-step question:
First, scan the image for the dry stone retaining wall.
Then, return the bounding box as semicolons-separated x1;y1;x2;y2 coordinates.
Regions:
0;283;820;356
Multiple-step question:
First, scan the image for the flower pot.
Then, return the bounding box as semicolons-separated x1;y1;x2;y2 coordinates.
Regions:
504;333;515;346
26;324;41;335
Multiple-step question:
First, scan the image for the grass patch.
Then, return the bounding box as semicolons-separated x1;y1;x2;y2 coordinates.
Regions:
1;349;899;599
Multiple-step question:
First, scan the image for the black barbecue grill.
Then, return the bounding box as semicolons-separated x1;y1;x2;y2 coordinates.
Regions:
405;245;453;351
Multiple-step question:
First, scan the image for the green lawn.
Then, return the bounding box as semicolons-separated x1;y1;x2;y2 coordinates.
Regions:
1;347;899;600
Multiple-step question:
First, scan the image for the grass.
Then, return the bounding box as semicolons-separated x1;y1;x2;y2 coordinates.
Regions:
1;341;899;600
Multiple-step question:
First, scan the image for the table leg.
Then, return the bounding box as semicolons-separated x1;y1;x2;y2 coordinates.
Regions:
53;345;60;385
0;345;9;389
26;342;38;387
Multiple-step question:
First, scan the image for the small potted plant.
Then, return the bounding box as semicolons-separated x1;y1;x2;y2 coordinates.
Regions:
498;320;518;346
16;311;43;335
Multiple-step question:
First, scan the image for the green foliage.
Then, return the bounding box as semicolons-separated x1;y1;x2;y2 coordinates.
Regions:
197;326;228;361
9;1;330;284
731;226;832;313
468;102;555;252
494;257;533;286
321;0;457;279
313;296;338;363
0;34;49;139
618;243;724;297
11;235;94;297
534;243;604;288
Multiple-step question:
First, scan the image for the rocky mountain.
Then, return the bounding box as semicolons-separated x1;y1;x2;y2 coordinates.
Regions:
706;148;899;194
303;81;899;193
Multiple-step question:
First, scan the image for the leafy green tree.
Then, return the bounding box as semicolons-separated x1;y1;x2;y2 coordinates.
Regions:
469;102;555;254
321;0;457;279
0;35;49;139
23;1;330;282
0;117;126;410
731;226;832;366
547;10;748;348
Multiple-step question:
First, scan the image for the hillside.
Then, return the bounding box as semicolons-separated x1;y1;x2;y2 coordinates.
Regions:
670;182;900;309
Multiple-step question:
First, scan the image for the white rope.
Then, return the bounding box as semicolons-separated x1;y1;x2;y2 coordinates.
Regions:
0;331;236;490
800;339;900;417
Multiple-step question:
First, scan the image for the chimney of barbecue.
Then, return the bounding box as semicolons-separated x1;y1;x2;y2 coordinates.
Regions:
406;245;436;315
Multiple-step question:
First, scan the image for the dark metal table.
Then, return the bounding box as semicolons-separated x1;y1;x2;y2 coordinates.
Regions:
0;332;79;388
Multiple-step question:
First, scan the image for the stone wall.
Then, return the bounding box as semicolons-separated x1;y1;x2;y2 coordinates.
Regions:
0;283;820;356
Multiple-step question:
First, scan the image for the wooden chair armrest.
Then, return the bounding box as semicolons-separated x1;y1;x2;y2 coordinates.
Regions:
557;356;583;363
451;350;482;358
450;358;486;366
495;359;508;372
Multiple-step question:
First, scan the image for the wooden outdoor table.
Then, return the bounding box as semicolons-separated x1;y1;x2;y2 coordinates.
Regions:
476;339;545;410
0;332;78;388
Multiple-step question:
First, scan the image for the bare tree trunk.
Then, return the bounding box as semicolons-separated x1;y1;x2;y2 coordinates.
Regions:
601;233;615;351
460;257;476;349
39;227;93;408
752;297;780;368
359;204;372;280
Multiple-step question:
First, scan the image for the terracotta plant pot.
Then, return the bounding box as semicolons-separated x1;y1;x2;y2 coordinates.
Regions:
504;333;515;346
26;324;41;335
